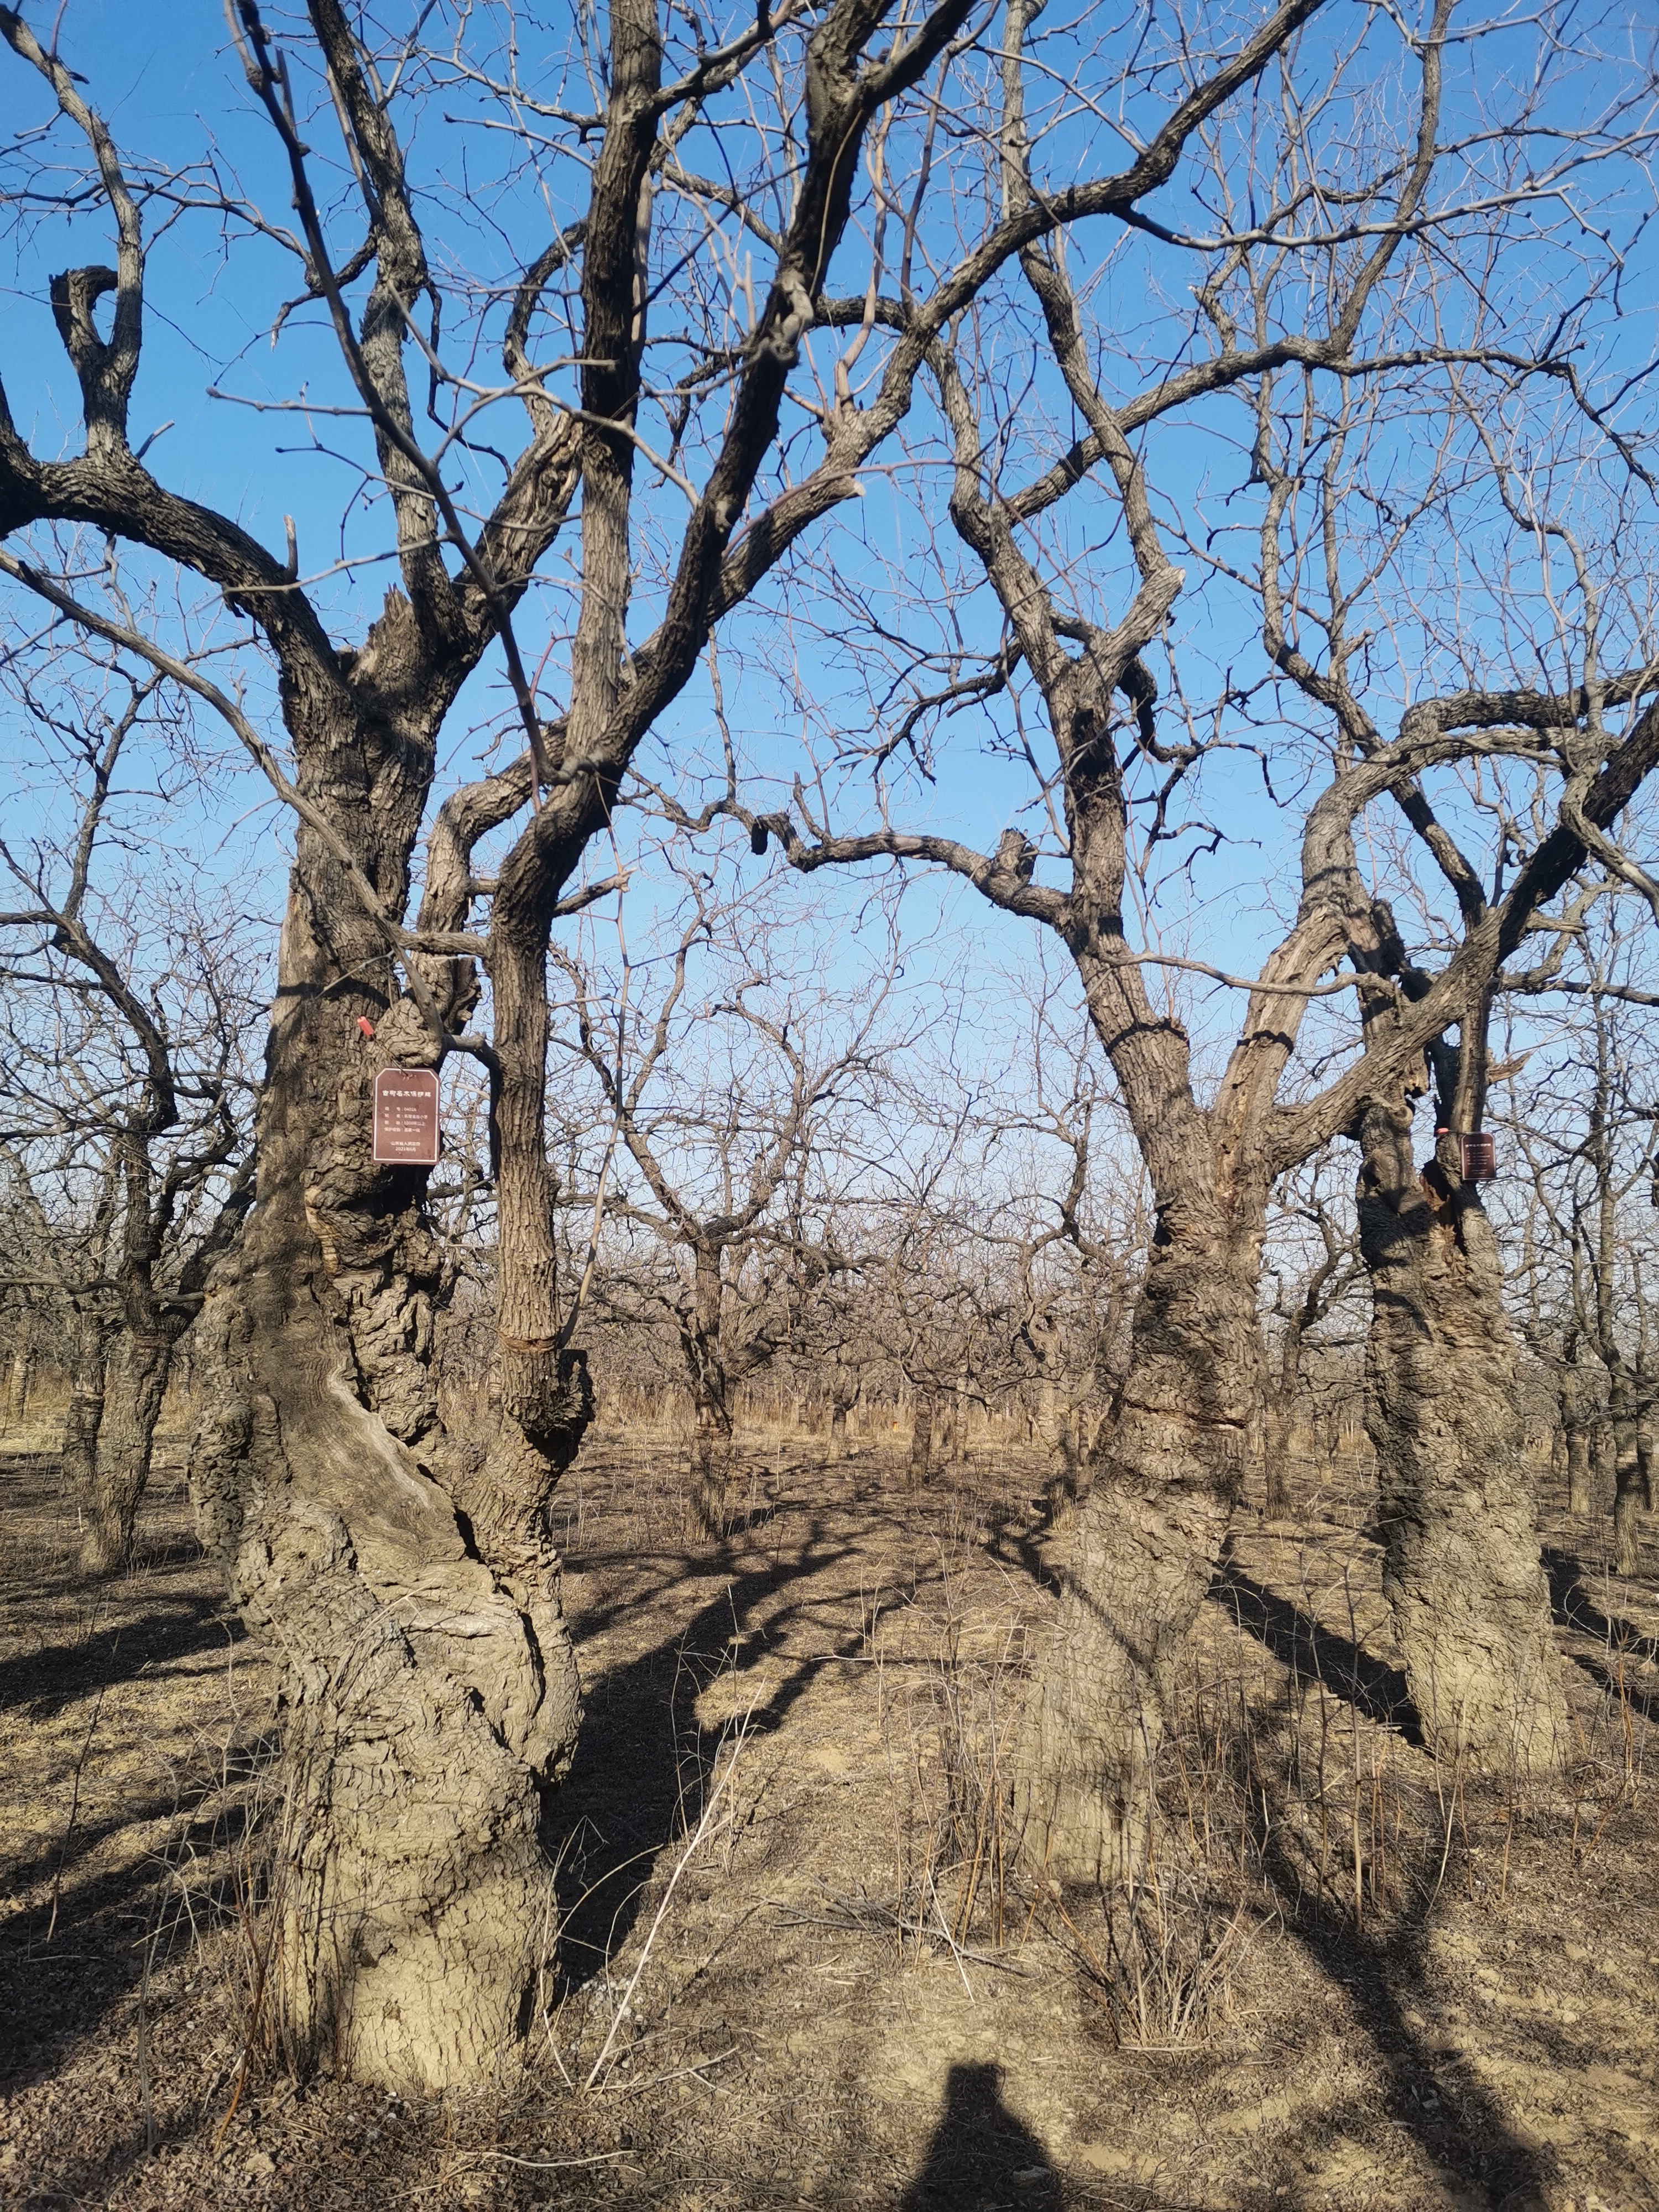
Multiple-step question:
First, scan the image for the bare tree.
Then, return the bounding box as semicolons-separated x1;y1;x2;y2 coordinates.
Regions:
997;1015;1143;1512
714;1;1659;1870
3;0;1161;2077
0;641;258;1566
1499;899;1659;1567
0;1140;119;1488
557;877;901;1532
6;0;1653;2068
1258;1163;1362;1519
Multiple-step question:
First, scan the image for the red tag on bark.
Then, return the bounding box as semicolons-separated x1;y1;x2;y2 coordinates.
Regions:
372;1068;441;1166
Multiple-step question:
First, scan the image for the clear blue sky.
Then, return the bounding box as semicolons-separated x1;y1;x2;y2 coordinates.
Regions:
3;0;1656;1154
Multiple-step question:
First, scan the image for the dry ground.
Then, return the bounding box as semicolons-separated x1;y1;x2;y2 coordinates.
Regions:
2;1407;1658;2212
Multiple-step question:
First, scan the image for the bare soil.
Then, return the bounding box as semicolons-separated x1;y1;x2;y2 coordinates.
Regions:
3;1413;1657;2212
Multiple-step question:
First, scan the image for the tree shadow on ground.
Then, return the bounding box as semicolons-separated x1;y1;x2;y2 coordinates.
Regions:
1;1739;271;2100
1543;1546;1659;1720
1;1840;197;2098
898;2062;1062;2212
977;1495;1066;1598
0;1519;254;2099
1272;1903;1559;2210
546;1504;866;1985
1212;1540;1421;1743
1214;1648;1552;2201
0;1597;241;1724
1200;1547;1560;2203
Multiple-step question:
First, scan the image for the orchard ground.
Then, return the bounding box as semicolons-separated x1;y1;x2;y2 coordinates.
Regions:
2;1394;1657;2212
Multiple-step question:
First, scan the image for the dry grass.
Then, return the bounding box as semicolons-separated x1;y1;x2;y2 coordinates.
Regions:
3;1413;1658;2210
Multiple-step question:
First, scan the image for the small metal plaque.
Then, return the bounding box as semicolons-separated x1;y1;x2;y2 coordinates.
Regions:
372;1067;441;1166
1459;1131;1496;1182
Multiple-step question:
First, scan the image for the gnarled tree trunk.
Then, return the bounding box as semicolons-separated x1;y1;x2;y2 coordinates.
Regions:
1033;1374;1079;1504
79;1120;255;1575
688;1396;735;1535
1262;1387;1295;1516
1355;1103;1566;1775
1015;1203;1260;1885
1592;1416;1616;1511
191;792;589;2088
1566;1425;1592;1517
1025;1308;1081;1512
826;1371;858;1462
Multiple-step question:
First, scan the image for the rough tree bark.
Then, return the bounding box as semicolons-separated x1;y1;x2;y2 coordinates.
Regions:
1261;1389;1294;1518
825;1370;858;1462
61;1300;112;1524
905;1391;935;1490
1559;1349;1594;1518
82;1327;172;1573
80;1135;254;1577
1260;1215;1351;1520
1609;1359;1646;1576
688;1396;735;1535
1024;1308;1082;1509
1016;1177;1262;1882
1355;1099;1568;1773
4;1344;34;1426
1593;1416;1616;1509
681;1242;736;1537
192;815;588;2087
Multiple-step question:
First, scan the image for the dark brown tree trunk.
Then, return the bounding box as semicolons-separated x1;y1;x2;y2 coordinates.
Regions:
1566;1425;1593;1517
951;1379;971;1465
905;1392;934;1490
1015;1207;1261;1884
80;1130;182;1575
1355;1103;1566;1775
1591;1415;1616;1505
682;1243;733;1537
1032;1372;1080;1509
688;1397;735;1535
1263;1389;1295;1517
1560;1358;1593;1517
1610;1368;1645;1577
826;1374;857;1463
81;1328;173;1574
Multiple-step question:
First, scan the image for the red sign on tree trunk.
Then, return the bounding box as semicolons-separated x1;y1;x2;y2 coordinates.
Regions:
372;1068;441;1165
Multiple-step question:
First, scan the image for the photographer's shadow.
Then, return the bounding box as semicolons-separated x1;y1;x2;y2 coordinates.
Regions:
899;2061;1061;2211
